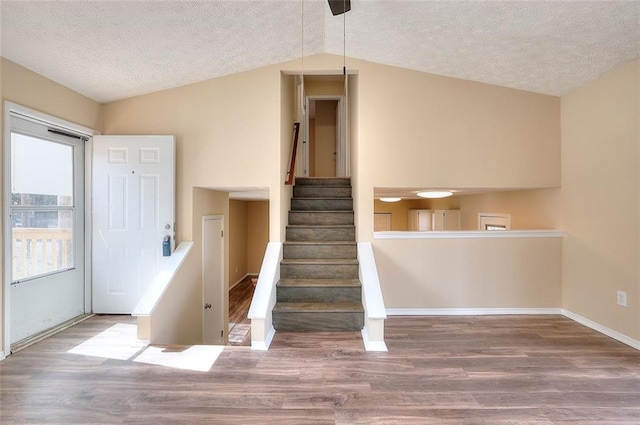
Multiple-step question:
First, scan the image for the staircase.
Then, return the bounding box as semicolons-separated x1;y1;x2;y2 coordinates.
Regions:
273;177;364;331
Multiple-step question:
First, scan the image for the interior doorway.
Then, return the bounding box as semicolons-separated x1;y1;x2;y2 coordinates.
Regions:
308;99;339;177
304;95;347;178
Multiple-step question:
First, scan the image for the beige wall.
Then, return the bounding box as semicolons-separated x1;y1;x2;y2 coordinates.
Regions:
374;237;562;309
561;59;640;340
1;58;102;353
339;58;561;242
247;201;269;273
280;73;295;241
228;199;269;286
102;63;285;244
453;189;560;230
148;244;202;345
229;200;248;287
305;79;344;96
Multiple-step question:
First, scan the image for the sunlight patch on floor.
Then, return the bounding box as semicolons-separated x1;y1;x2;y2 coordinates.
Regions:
67;323;142;360
68;323;225;372
228;322;251;343
134;345;224;372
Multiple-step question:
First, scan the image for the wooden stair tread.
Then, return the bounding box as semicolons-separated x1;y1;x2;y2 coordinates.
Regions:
286;224;355;228
274;302;364;313
290;210;353;213
293;197;352;200
280;258;358;265
284;241;356;246
278;278;361;288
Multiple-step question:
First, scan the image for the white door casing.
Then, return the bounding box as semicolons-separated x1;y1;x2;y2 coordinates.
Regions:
304;95;346;178
202;215;225;345
92;135;175;314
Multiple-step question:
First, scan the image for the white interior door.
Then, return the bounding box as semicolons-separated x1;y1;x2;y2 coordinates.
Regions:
92;135;175;313
203;215;224;345
6;113;86;345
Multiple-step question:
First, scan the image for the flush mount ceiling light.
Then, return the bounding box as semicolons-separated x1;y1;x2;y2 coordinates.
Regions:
417;191;453;199
379;197;402;203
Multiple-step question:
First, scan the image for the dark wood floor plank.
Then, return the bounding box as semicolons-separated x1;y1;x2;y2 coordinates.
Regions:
1;314;639;424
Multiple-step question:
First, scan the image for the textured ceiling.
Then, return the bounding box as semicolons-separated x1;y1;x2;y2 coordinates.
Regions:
1;1;639;103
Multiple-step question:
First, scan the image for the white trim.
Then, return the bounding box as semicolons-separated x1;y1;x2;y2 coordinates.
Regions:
304;94;346;178
361;328;388;352
84;137;93;314
229;273;258;290
5;102;96;137
562;309;640;351
374;230;564;239
0;351;5;361
357;243;387;319
3;104;11;356
251;325;276;351
386;308;563;316
248;242;282;350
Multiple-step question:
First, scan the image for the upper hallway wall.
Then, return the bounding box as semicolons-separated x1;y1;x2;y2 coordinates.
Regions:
101;54;560;242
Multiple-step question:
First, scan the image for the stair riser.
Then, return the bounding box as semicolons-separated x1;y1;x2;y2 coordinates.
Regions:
284;244;356;259
280;264;359;279
293;186;352;199
295;177;351;187
273;311;364;331
286;227;355;241
288;211;354;226
291;199;353;211
277;286;361;303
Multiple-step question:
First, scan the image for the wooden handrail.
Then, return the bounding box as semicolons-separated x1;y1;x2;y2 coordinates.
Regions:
285;122;301;185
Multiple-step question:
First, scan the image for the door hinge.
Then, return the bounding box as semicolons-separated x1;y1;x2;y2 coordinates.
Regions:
221;330;224;338
221;230;223;237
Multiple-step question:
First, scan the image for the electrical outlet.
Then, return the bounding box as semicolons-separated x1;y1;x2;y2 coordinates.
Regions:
616;290;627;307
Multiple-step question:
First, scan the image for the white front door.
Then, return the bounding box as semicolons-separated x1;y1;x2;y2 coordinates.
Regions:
202;215;224;345
6;114;86;345
92;135;175;313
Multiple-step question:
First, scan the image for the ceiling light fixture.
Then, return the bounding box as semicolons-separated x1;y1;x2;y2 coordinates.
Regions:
379;197;401;203
417;191;453;199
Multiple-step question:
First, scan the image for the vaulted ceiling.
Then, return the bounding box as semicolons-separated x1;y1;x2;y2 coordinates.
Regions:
1;1;639;103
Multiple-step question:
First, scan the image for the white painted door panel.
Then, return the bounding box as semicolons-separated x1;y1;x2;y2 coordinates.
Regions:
203;215;224;345
92;136;175;313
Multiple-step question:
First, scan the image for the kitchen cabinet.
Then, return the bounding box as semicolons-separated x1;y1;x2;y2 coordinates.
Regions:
432;209;460;230
408;209;432;231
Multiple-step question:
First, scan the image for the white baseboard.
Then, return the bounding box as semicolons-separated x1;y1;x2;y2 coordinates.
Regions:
386;308;563;316
230;273;259;290
0;351;5;361
361;329;388;352
562;309;640;351
251;326;275;351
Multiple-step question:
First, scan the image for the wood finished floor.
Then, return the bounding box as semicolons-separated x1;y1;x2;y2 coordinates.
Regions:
228;275;256;346
1;314;639;424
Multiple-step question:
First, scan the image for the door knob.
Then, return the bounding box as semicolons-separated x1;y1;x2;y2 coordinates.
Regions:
204;303;212;309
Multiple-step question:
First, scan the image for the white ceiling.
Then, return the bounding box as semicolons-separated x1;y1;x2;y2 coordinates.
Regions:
2;1;639;104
